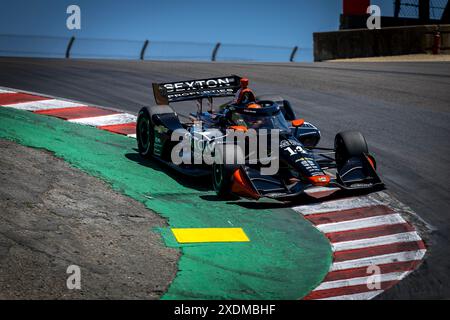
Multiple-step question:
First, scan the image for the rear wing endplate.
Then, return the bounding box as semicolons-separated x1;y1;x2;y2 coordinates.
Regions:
152;75;241;105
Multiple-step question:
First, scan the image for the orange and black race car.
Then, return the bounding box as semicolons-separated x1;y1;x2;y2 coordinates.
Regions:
136;75;383;201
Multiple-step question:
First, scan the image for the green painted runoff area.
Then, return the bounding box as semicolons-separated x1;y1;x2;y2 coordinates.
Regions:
0;107;332;299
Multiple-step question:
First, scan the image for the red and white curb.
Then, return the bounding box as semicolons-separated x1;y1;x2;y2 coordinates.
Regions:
1;87;429;300
0;88;138;138
293;192;427;300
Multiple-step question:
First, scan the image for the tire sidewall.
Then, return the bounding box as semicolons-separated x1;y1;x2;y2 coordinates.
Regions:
137;108;154;157
212;145;243;198
282;100;296;121
335;131;368;168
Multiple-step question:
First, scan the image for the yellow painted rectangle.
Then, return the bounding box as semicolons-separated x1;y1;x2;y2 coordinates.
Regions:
171;228;250;243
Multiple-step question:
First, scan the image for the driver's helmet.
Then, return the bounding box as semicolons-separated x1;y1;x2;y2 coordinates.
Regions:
237;89;256;105
240;78;249;88
235;78;256;105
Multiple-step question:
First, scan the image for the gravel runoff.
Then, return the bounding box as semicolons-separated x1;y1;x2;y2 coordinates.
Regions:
0;139;180;299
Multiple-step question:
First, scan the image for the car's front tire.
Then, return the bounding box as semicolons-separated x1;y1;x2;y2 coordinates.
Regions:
212;145;244;199
334;131;368;169
212;163;240;199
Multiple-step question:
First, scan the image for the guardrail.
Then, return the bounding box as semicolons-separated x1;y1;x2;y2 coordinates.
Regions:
0;34;311;62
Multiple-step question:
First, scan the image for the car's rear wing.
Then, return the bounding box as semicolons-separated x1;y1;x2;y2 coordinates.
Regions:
152;75;241;105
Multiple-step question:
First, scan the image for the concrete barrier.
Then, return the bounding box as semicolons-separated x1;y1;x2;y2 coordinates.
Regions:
314;24;450;61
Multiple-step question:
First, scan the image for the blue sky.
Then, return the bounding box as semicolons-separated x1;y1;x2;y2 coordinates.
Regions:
0;0;398;45
0;0;398;61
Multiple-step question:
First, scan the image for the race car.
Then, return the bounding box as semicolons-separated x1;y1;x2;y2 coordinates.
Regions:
136;75;383;201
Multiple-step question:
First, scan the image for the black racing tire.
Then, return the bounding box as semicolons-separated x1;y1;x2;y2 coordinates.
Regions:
256;95;296;121
334;131;368;169
136;105;174;159
212;163;240;199
212;145;244;199
281;100;296;121
137;107;154;158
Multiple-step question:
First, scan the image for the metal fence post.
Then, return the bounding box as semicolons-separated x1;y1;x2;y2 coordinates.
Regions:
289;46;298;62
65;36;75;59
140;40;149;60
211;42;221;61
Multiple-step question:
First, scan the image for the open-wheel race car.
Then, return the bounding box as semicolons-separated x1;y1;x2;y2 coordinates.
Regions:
136;75;383;201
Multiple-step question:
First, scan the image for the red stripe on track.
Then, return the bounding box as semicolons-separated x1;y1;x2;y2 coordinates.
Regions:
34;106;119;120
99;122;136;135
326;223;415;243
303;280;399;300
323;260;420;282
306;205;394;225
0;93;48;105
333;241;426;262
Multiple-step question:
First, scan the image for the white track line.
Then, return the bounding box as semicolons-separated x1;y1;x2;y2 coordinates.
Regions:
314;271;410;291
332;231;422;252
127;133;137;139
3;99;86;111
0;89;16;94
69;113;137;126
318;290;384;300
293;196;382;215
330;249;426;271
304;187;340;195
291;190;427;299
316;213;406;233
304;187;338;193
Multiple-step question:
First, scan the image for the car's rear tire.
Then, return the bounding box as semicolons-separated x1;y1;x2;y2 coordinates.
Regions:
335;131;368;169
137;108;154;158
137;105;174;159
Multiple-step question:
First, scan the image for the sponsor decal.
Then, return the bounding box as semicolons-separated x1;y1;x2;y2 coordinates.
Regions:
154;133;163;156
156;76;240;103
351;183;373;188
163;77;234;93
155;125;168;134
170;125;280;175
167;88;235;101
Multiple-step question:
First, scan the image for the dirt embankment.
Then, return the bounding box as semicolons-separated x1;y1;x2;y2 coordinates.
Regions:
0;139;179;299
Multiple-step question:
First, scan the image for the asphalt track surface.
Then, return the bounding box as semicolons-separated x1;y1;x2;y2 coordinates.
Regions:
0;57;449;299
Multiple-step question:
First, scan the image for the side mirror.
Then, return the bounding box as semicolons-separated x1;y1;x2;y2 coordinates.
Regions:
292;119;305;127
